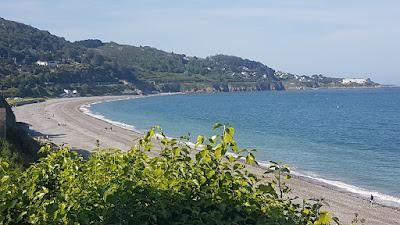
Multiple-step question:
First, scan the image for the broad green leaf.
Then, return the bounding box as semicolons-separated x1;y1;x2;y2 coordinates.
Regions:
200;176;207;184
192;179;200;187
203;155;211;164
0;161;9;169
226;155;236;162
246;152;256;165
233;163;244;170
196;135;204;145
214;144;223;159
230;141;238;153
206;170;215;178
212;122;223;130
16;211;27;221
223;127;234;144
28;214;39;224
1;175;9;182
314;211;331;225
144;143;153;151
173;147;180;156
302;208;310;215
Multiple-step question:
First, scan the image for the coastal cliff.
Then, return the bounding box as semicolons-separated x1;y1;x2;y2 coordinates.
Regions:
0;17;379;98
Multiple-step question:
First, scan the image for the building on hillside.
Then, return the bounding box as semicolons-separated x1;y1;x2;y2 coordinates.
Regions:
342;78;368;84
36;60;59;67
36;60;48;66
60;89;79;97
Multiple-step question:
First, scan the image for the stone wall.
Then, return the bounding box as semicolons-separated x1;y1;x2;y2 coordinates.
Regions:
0;97;17;138
0;108;6;138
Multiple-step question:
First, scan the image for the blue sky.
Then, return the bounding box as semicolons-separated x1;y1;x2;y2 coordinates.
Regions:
1;0;399;84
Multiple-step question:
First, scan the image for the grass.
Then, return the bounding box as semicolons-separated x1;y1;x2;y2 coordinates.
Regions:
6;97;46;107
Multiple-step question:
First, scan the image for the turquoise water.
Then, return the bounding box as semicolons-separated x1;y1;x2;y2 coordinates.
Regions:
88;88;400;205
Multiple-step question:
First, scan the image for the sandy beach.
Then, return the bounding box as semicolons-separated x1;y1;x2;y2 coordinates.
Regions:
13;95;400;225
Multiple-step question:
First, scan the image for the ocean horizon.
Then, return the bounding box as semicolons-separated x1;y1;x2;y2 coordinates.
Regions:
85;87;400;207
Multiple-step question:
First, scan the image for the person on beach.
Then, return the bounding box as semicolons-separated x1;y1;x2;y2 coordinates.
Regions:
369;194;374;206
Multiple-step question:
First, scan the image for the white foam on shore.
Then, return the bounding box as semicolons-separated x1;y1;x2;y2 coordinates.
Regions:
80;101;143;134
256;161;400;207
79;93;183;134
292;171;400;207
79;96;400;209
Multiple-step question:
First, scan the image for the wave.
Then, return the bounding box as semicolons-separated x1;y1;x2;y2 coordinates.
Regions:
80;101;142;134
294;172;400;208
80;100;400;208
256;162;400;207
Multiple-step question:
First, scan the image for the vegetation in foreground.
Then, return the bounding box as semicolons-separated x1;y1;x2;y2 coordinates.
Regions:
0;125;350;225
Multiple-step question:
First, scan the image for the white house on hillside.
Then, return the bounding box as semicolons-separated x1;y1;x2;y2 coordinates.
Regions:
342;78;368;84
36;60;59;67
36;60;48;66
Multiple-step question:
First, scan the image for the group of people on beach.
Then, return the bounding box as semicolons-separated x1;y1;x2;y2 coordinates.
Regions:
105;127;113;131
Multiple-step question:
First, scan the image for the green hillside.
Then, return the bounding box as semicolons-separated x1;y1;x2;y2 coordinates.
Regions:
94;42;284;92
0;18;146;97
0;17;378;98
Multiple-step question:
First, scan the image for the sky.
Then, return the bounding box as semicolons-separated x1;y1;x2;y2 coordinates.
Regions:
1;0;399;84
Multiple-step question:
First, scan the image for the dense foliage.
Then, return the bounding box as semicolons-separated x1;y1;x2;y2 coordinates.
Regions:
0;17;144;97
0;125;343;225
95;43;284;92
0;139;26;171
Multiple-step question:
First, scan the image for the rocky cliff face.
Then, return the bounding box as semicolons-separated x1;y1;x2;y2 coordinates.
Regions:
0;96;39;163
160;81;285;93
0;97;16;131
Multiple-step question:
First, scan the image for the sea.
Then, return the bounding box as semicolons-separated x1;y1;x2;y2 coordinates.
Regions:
85;87;400;207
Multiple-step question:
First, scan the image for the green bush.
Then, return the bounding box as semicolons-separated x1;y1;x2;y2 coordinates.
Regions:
0;139;24;171
6;98;45;107
0;125;339;225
